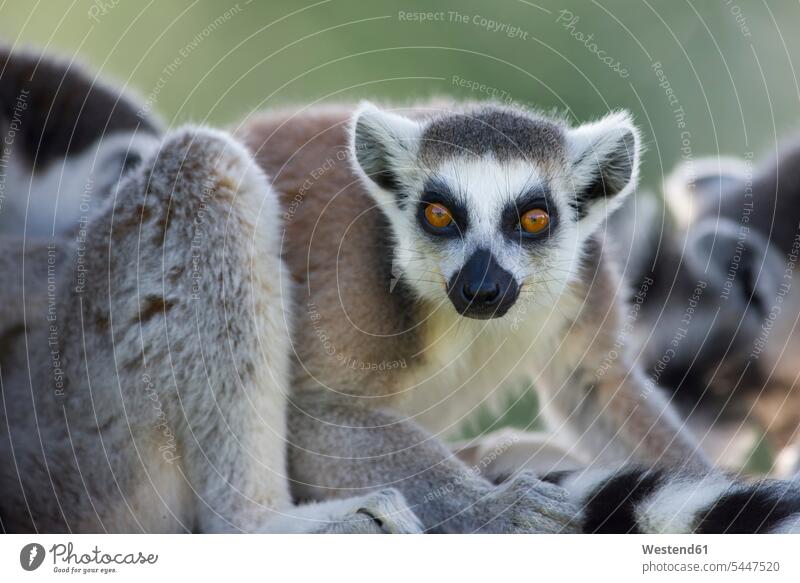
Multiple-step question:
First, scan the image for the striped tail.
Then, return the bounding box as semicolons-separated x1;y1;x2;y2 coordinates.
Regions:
542;467;800;534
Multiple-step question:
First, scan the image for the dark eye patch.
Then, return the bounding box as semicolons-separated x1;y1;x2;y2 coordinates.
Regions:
417;177;468;238
501;186;558;243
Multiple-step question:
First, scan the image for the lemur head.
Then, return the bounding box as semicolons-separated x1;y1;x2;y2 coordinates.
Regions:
349;102;641;320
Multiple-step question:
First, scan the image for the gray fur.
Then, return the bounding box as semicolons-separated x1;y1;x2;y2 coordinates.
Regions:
289;390;577;533
0;125;420;533
418;105;566;163
613;145;800;474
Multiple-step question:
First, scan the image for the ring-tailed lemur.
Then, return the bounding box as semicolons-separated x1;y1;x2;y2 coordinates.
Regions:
0;49;421;533
238;101;800;533
236;100;799;533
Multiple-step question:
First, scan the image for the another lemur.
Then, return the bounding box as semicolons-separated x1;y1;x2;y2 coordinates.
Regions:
608;146;800;475
236;102;727;533
0;45;161;337
0;50;420;533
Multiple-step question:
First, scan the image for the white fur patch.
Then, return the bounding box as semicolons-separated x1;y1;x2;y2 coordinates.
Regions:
636;474;732;534
558;468;625;502
770;513;800;534
663;156;747;228
1;130;158;236
564;110;641;233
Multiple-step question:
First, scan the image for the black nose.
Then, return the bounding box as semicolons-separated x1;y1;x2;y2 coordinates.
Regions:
447;248;519;319
462;281;501;305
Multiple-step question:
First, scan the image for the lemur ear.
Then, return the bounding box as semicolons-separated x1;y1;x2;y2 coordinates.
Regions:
350;102;421;206
566;111;641;224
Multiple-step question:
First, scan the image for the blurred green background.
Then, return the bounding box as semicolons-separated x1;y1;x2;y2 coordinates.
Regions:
1;0;793;466
2;0;799;189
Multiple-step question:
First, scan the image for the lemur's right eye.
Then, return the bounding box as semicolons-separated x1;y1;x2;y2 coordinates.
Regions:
519;208;550;235
424;203;453;229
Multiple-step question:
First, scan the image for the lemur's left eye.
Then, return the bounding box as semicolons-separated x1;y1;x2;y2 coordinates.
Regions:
519;208;550;235
424;203;453;229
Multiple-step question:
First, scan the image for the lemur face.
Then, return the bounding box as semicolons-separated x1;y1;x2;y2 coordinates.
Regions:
350;102;641;320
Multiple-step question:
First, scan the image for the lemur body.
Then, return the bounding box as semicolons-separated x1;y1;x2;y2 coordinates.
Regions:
237;102;713;533
0;49;420;533
611;146;800;475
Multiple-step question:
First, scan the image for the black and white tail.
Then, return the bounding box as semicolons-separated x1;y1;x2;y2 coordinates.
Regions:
543;467;800;534
0;45;161;236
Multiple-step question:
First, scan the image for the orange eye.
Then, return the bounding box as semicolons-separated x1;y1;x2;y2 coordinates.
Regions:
424;203;453;229
519;208;550;235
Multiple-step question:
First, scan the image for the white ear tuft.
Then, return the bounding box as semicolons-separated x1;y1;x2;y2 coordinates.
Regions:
664;157;747;228
566;110;642;222
350;102;421;204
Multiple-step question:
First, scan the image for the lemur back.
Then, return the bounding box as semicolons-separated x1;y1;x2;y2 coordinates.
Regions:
239;106;426;400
